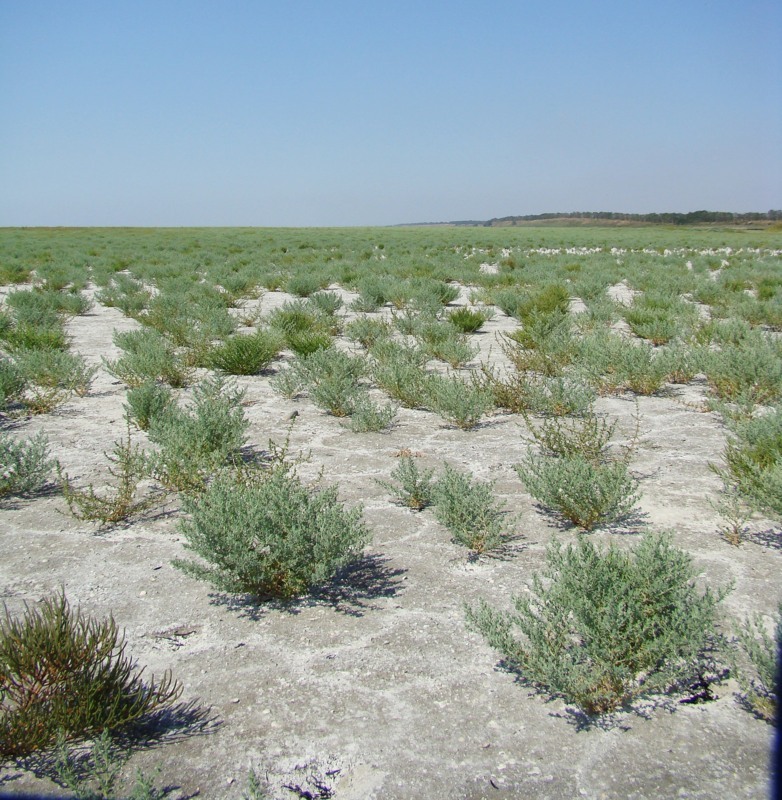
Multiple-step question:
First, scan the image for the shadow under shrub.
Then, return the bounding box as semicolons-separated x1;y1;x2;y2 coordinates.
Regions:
0;592;181;758
174;464;372;600
466;533;726;716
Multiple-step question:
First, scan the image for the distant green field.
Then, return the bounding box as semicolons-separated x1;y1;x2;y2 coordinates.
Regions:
1;225;780;293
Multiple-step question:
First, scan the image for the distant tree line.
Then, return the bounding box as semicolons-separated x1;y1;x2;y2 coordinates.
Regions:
478;210;782;227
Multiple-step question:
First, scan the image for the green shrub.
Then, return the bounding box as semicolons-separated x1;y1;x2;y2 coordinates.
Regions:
124;381;175;431
377;454;435;510
286;328;334;356
346;395;398;433
350;277;392;312
307;291;343;316
0;431;55;500
415;320;477;367
432;464;511;553
285;272;324;297
524;410;617;463
148;376;248;493
720;405;782;517
516;454;639;530
733;602;780;722
522;375;597;417
173;464;371;599
344;317;393;349
1;323;68;352
370;340;430;408
466;533;725;715
0;592;181;757
208;329;282;375
425;373;494;429
447;306;491;333
105;328;191;388
0;358;27;411
623;292;698;345
13;348;97;397
291;348;366;417
703;332;782;407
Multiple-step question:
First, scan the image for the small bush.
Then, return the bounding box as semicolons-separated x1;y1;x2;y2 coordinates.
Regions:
432;464;511;553
377;454;435;510
286;328;334;356
447;307;491;333
208;329;282;375
516;453;639;530
13;348;97;397
105;329;191;388
344;317;393;349
346;395;397;433
704;332;782;407
522;375;597;417
0;358;27;411
174;464;371;599
59;430;160;526
524;410;617;463
719;405;782;517
466;533;725;715
124;381;175;431
425;374;494;429
0;431;55;500
0;592;181;757
292;348;366;417
307;291;343;316
370;340;429;408
733;602;780;722
148;376;248;493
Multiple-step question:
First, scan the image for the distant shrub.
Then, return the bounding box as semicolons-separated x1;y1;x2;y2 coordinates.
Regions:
285;272;324;297
174;463;371;599
307;291;343;316
208;329;282;375
432;464;511;554
346;395;398;433
0;431;55;500
286;328;334;356
425;374;494;429
447;306;491;334
466;533;726;715
415;320;477;367
13;348;97;397
105;328;191;388
0;592;181;757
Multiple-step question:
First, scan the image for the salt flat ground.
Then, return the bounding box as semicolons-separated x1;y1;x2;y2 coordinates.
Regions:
0;284;778;799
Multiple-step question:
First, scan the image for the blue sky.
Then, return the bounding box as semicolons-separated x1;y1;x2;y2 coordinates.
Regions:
1;1;780;226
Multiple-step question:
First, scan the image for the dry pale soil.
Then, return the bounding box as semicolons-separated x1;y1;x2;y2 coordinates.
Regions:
0;284;778;799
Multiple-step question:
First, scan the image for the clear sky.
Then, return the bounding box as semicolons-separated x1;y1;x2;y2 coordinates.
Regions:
1;1;780;227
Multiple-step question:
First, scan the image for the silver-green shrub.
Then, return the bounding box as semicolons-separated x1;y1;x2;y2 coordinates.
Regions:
466;532;726;715
174;463;371;599
0;431;55;499
148;376;248;493
432;464;511;553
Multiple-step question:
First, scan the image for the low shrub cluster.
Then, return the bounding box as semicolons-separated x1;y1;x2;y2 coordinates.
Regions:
467;533;726;715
